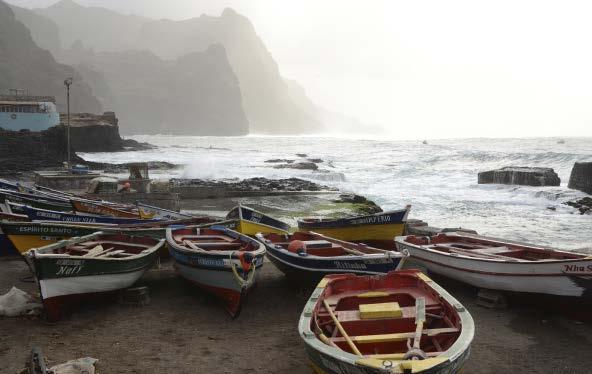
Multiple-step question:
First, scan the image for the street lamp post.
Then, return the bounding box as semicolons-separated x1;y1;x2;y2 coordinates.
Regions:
64;77;73;172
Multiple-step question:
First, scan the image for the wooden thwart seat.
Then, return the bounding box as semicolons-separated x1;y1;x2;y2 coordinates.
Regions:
330;327;460;344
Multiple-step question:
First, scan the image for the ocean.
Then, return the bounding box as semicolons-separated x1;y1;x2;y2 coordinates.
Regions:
79;135;592;251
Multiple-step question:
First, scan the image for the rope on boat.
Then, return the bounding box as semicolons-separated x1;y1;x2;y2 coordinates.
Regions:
229;251;256;289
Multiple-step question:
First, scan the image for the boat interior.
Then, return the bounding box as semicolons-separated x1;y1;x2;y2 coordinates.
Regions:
45;234;158;258
264;232;387;257
172;228;257;252
404;234;585;261
313;271;461;358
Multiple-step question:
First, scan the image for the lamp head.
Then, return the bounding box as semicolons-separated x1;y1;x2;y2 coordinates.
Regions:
64;77;73;87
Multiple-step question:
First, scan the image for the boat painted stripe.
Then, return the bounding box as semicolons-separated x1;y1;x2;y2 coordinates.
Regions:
39;268;146;299
265;249;388;275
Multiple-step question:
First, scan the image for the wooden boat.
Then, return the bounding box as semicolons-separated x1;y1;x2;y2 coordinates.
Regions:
0;190;72;212
71;199;140;218
22;206;160;225
166;225;266;317
256;232;407;282
137;202;192;220
226;204;290;236
299;270;474;374
25;232;164;321
297;206;411;249
0;216;224;256
0;212;29;256
395;232;592;298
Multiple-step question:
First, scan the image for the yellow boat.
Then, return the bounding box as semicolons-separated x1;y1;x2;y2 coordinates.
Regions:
226;204;290;236
297;206;411;249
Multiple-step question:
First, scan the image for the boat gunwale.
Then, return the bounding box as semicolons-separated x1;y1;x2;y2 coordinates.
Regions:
228;204;291;232
166;225;267;258
256;232;406;262
395;233;592;265
26;231;165;261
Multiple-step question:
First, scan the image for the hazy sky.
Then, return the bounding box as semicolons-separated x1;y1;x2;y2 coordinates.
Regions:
8;0;592;138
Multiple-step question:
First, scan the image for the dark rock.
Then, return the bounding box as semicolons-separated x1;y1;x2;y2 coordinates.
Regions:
565;197;592;215
478;166;560;187
296;153;308;158
170;177;335;192
274;162;318;171
121;139;156;151
264;159;294;164
307;158;323;163
568;162;592;195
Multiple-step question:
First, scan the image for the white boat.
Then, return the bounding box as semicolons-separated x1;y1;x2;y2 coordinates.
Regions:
395;232;592;298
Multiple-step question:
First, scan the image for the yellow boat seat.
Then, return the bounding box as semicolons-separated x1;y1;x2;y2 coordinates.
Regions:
359;302;402;319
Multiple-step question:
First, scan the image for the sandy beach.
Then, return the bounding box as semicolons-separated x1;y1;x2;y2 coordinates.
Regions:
1;257;591;373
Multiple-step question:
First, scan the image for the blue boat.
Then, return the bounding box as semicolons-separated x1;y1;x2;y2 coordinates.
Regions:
22;206;161;225
0;91;60;131
256;231;408;282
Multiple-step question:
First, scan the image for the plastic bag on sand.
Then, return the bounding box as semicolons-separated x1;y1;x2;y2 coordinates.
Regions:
49;357;98;374
0;287;42;317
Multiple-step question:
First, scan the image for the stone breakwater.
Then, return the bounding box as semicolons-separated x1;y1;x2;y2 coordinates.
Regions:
170;177;337;192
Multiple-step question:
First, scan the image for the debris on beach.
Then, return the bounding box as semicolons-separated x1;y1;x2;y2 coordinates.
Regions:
49;357;98;374
0;287;42;317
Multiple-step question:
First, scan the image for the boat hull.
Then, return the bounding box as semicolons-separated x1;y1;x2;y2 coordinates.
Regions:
237;219;289;236
302;223;405;249
305;343;471;374
28;242;160;321
169;247;263;317
22;206;158;225
397;240;592;298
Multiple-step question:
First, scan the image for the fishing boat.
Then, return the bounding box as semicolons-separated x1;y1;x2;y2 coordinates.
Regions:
395;232;592;298
225;204;290;235
137;202;192;220
0;215;223;256
0;190;72;212
71;199;140;218
21;206;160;225
256;232;407;282
25;232;164;321
299;270;474;374
166;225;266;317
298;206;411;249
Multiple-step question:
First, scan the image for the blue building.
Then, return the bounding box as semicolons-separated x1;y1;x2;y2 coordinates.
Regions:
0;90;60;131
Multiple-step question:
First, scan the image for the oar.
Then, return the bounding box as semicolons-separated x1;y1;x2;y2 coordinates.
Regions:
322;299;362;356
412;297;426;349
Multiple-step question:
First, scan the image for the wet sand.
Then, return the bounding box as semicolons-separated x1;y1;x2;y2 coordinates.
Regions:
1;258;591;373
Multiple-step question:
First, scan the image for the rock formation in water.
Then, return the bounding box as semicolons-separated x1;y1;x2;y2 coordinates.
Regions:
0;1;101;113
478;166;561;187
31;1;321;134
568;162;592;195
60;44;249;135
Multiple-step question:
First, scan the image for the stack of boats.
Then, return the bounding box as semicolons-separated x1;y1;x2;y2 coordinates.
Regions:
1;177;591;373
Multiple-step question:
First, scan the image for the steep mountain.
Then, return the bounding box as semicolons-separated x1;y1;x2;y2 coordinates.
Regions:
0;0;101;113
137;8;320;134
60;44;249;135
33;1;321;134
8;3;61;53
35;0;147;51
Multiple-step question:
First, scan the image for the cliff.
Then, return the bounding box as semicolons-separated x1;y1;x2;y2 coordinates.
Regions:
60;44;249;135
137;8;320;134
8;3;61;53
33;1;321;134
0;1;102;113
568;162;592;195
60;112;124;152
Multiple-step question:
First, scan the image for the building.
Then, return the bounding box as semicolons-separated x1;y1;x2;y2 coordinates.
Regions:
0;89;60;131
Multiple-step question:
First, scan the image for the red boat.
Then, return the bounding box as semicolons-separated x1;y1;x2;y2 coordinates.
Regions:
299;269;474;373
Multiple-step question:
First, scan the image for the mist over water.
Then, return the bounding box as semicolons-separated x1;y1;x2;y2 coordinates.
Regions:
80;136;592;250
